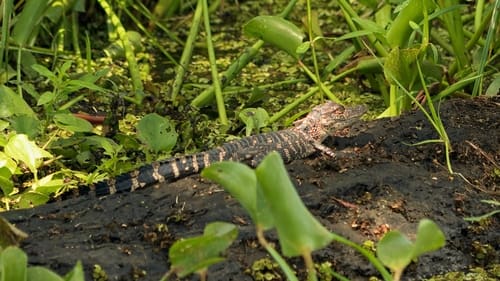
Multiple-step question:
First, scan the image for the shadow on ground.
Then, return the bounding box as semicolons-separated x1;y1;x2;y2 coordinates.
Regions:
4;97;499;280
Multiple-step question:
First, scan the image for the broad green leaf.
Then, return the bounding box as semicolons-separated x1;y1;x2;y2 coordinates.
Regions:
53;114;93;133
0;85;35;118
413;219;445;257
239;108;269;136
10;115;41;138
18;191;50;208
244;15;305;59
0;217;28;249
11;0;49;45
202;162;274;230
137;113;178;153
27;267;64;281
375;3;392;28
169;222;237;277
386;0;436;48
376;231;414;271
4;134;53;174
255;152;332;257
0;246;28;281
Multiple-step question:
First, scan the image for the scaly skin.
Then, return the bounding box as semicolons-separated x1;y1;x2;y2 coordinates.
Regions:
66;102;366;198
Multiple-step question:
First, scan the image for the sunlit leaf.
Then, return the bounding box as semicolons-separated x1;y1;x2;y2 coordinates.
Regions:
255;152;332;257
386;0;436;48
202;162;274;230
27;266;65;281
0;246;28;281
4;134;52;174
62;260;85;281
244;15;305;59
413;219;445;257
31;173;65;196
377;231;414;271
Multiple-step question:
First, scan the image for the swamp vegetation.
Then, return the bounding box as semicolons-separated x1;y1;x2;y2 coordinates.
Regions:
0;0;498;280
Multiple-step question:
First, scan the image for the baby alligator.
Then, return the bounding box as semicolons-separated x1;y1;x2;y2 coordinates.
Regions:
68;101;366;198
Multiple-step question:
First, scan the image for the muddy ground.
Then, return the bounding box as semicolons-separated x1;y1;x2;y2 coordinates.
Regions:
3;97;499;280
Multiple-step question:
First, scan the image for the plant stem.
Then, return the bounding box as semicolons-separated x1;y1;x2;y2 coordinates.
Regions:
191;0;299;107
171;0;203;104
202;0;227;125
96;0;144;104
302;251;317;281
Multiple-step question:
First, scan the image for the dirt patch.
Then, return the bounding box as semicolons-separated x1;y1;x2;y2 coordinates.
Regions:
3;97;499;280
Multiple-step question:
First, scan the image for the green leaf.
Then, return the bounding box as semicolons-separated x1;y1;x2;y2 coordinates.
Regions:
11;0;48;46
0;246;28;281
137;113;178;153
352;17;385;34
255;152;332;257
63;261;85;281
0;85;35;118
27;267;64;281
169;222;237;277
296;41;310;55
413;219;445;257
386;0;436;48
84;136;122;158
376;231;414;271
485;74;500;96
0;152;17;174
0;174;14;197
238;108;269;136
0;151;16;195
4;134;52;174
53;114;93;133
31;64;57;82
244;15;305;59
10;115;41;139
17;192;50;208
37;91;56;106
201;162;274;230
31;174;65;196
66;78;107;93
464;210;500;222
